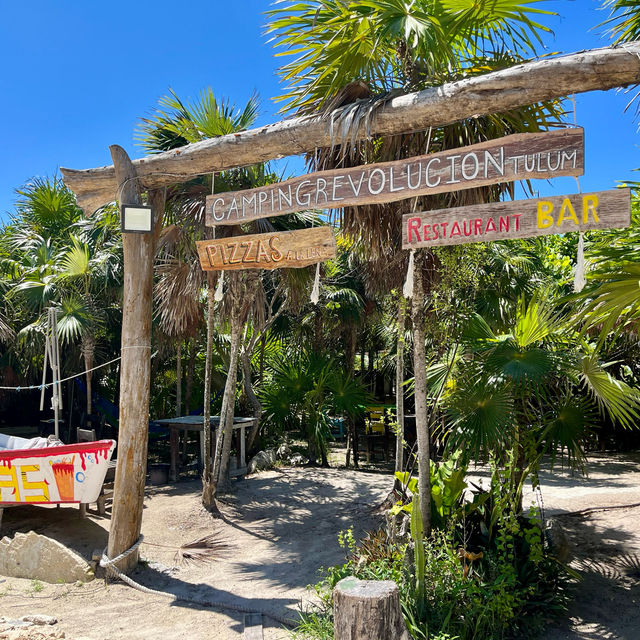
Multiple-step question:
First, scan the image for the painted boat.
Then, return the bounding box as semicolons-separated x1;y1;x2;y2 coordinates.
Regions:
0;435;116;505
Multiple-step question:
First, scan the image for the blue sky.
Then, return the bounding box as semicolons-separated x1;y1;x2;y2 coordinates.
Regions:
0;0;638;222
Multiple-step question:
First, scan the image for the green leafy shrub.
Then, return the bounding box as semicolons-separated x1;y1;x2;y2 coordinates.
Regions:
292;465;573;640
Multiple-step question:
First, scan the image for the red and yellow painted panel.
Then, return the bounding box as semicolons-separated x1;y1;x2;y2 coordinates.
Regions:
0;440;115;505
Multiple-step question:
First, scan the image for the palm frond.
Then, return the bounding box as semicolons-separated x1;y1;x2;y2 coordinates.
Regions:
578;354;640;429
174;533;230;566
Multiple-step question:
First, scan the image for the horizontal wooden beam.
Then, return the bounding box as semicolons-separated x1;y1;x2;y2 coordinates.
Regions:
61;44;640;215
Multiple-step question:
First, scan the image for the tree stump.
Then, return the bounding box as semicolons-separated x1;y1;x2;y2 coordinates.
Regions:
333;577;410;640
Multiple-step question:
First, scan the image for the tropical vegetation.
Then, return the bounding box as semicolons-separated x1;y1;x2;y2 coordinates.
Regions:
1;2;640;639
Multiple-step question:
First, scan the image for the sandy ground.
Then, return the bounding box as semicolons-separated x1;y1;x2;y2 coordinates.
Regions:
1;451;640;639
0;466;390;640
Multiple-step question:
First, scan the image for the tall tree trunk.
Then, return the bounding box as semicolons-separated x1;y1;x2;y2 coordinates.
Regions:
259;334;266;386
367;347;376;395
395;296;407;476
82;334;95;417
176;341;182;418
185;339;196;414
241;345;263;451
411;251;431;534
346;324;357;377
312;310;323;354
201;273;217;509
212;300;242;493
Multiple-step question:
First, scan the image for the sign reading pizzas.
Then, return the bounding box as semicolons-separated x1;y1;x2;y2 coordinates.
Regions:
196;227;337;271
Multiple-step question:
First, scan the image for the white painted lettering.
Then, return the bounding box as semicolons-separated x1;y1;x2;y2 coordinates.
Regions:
461;153;480;181
368;168;386;195
425;158;442;187
484;148;505;177
332;175;345;201
295;180;312;207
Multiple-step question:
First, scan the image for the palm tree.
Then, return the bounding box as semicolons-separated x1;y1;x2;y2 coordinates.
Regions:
267;0;563;531
444;293;640;500
138;88;321;505
3;178;122;417
572;187;640;342
601;0;640;42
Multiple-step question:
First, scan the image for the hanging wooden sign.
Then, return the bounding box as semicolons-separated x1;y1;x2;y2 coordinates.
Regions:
196;227;337;271
401;188;630;249
205;128;584;226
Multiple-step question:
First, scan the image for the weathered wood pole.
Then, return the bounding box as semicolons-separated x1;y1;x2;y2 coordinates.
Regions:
333;577;410;640
411;251;431;534
107;146;164;573
395;295;407;475
201;271;217;508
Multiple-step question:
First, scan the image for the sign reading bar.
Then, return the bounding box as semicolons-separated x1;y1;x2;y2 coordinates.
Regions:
196;227;337;271
402;188;630;249
206;128;584;226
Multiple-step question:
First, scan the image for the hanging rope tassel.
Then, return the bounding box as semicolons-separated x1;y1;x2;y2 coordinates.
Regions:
403;250;415;299
574;232;586;292
311;262;321;304
214;271;225;302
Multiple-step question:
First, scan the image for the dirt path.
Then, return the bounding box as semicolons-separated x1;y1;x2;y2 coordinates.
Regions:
0;468;390;639
1;454;640;639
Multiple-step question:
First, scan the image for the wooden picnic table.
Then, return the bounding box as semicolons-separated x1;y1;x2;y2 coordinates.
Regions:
151;415;257;481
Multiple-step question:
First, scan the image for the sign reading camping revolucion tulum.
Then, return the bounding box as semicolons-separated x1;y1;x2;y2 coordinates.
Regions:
205;128;584;226
401;189;630;249
196;227;337;271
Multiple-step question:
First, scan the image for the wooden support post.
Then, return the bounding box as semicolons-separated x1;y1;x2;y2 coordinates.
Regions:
243;613;263;640
395;296;406;476
333;577;410;640
106;145;164;574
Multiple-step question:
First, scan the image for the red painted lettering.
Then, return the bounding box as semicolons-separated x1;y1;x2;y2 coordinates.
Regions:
228;241;242;264
269;236;283;261
499;216;510;232
407;217;421;243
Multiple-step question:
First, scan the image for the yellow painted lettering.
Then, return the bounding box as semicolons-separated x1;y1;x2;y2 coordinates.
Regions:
537;201;554;229
0;465;20;502
20;465;49;502
582;195;599;223
557;198;579;227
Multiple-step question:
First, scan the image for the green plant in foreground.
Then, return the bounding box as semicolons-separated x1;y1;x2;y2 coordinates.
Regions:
29;579;44;594
293;465;573;640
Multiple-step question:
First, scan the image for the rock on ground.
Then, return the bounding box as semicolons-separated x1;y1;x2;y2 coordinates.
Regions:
247;449;277;474
0;531;93;584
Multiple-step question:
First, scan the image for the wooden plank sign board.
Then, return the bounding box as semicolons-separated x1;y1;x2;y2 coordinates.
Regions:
402;188;630;249
196;227;337;271
206;128;584;226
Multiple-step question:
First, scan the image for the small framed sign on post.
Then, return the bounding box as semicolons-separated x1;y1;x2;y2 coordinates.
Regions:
121;204;153;234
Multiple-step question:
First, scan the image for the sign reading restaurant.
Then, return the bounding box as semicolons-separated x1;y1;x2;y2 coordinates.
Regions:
401;189;630;249
206;128;584;226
